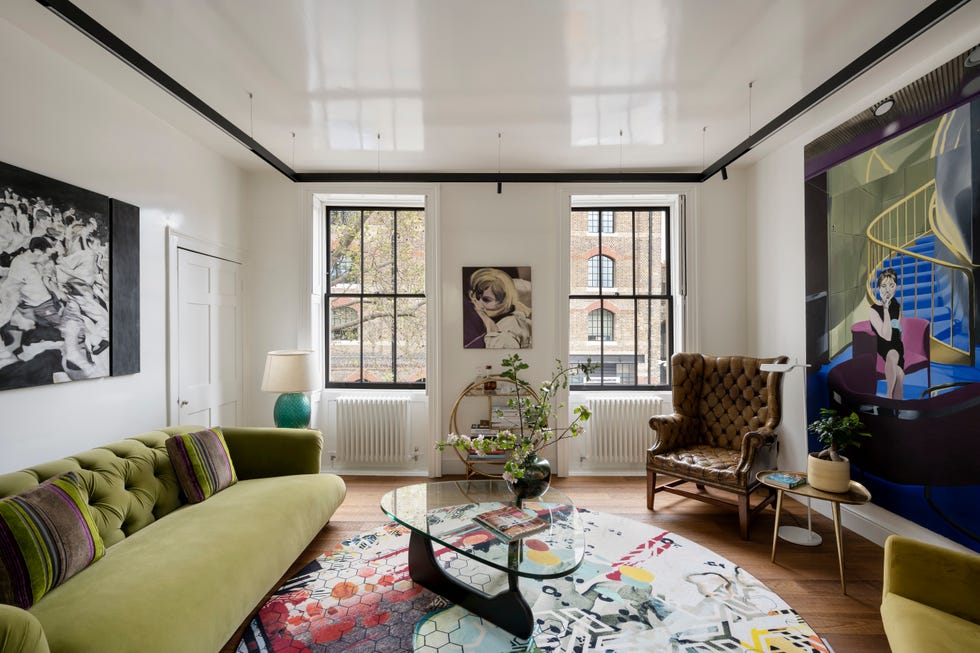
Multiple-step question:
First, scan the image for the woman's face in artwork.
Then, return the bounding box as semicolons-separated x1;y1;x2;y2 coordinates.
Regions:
878;276;897;303
477;286;505;312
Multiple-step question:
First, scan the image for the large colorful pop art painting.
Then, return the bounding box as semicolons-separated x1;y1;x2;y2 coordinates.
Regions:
804;44;980;552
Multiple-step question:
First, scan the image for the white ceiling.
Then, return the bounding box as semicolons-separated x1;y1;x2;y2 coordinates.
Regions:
5;0;968;175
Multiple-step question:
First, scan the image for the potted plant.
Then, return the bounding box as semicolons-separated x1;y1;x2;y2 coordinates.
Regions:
806;407;871;493
438;353;596;500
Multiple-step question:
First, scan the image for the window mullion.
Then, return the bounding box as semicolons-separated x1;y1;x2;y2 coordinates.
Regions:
359;210;365;382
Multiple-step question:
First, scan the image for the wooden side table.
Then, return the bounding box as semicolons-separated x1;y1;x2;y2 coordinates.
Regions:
757;471;871;594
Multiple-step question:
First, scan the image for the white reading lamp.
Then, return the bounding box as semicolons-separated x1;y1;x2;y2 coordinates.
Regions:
760;358;822;546
261;350;319;428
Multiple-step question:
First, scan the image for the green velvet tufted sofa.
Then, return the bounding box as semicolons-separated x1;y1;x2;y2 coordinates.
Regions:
0;425;347;653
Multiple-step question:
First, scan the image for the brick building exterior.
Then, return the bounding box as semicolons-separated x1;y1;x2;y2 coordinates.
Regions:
569;208;670;387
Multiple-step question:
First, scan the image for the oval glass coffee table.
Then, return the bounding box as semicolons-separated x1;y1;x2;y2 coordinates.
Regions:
380;479;585;638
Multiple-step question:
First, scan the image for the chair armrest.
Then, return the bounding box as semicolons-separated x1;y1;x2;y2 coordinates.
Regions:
0;605;49;653
220;427;324;479
883;535;980;625
736;428;777;476
648;414;699;454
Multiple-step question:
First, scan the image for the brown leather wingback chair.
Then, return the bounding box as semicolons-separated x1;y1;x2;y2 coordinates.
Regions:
646;353;787;539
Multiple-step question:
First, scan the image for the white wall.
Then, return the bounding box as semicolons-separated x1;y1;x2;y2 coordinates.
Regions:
241;172;300;426
437;183;563;474
0;14;246;472
699;175;749;355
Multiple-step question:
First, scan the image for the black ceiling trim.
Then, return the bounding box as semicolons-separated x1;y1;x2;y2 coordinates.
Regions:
294;172;702;184
700;0;970;182
38;0;969;184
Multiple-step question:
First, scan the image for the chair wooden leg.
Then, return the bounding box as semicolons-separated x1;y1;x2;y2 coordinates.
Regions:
646;470;656;510
738;494;750;540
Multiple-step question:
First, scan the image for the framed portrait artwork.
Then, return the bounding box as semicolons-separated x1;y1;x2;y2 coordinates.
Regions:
0;160;140;391
462;266;532;349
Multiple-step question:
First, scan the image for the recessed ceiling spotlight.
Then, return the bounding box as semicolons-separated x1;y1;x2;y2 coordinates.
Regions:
873;98;895;117
966;45;980;67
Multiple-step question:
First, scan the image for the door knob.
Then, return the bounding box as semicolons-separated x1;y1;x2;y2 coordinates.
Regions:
179;400;189;406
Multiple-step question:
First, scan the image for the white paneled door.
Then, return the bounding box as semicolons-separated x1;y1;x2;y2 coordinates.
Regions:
176;248;242;426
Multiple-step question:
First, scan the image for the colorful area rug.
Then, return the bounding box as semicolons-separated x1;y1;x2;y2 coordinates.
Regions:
236;510;831;653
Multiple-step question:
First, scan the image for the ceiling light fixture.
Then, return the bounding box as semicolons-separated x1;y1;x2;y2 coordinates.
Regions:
721;166;729;181
966;45;980;67
701;126;707;170
873;98;895;117
497;132;502;194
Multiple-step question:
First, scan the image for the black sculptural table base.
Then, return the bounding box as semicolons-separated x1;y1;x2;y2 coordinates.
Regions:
407;529;534;639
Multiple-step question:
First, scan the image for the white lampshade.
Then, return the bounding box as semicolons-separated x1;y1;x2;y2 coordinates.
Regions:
261;350;319;393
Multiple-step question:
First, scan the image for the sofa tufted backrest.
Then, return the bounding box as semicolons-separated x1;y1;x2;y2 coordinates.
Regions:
671;353;785;450
0;427;203;548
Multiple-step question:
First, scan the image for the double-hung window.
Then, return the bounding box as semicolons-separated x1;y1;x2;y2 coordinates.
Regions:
325;206;426;388
570;206;672;389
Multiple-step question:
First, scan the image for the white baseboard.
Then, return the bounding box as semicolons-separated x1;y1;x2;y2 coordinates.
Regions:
787;495;974;553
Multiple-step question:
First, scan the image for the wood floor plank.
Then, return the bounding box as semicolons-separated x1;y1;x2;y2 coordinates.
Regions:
220;475;888;652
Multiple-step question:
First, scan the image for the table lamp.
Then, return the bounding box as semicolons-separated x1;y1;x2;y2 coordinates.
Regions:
261;350;319;428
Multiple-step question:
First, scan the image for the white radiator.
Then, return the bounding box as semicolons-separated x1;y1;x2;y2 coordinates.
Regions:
587;397;664;464
336;396;410;464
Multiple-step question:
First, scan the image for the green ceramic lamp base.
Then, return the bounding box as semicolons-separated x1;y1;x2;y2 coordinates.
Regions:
273;392;311;428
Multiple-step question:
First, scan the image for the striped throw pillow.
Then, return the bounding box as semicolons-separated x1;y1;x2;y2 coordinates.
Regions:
0;471;106;609
166;428;238;503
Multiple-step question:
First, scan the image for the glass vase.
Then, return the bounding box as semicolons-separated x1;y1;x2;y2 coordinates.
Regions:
506;454;551;503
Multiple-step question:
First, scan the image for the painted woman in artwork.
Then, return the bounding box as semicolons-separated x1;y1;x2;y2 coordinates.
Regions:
869;268;904;399
466;267;531;349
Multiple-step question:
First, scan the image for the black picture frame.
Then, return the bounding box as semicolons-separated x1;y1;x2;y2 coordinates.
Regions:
0;160;140;391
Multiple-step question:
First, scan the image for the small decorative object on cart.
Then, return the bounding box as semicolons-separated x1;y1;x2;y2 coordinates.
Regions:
438;354;597;500
482;365;497;394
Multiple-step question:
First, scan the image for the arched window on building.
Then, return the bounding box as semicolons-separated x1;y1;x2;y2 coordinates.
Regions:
587;254;615;288
588;308;614;341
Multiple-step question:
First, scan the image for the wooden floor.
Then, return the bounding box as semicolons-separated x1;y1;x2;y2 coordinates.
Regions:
221;476;889;652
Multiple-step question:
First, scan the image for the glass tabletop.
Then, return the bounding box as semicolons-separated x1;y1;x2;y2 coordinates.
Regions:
380;479;585;579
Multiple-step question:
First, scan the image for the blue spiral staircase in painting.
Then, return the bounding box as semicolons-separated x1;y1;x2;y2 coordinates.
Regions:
875;233;970;354
866;180;976;369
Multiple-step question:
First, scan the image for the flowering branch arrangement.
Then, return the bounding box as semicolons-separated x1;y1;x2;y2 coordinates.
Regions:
438;354;597;481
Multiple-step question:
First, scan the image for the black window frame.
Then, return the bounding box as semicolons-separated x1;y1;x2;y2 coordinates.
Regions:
571;206;673;391
324;205;426;389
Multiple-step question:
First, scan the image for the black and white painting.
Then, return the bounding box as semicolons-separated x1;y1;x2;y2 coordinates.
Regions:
462;266;532;349
0;161;114;390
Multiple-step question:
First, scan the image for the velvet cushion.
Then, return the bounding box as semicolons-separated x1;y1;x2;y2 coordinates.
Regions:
0;472;105;609
166;428;238;503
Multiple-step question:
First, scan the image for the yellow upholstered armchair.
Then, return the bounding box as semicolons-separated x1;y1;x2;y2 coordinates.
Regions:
646;353;787;539
881;535;980;652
